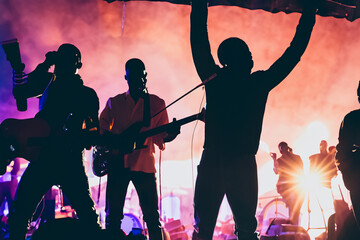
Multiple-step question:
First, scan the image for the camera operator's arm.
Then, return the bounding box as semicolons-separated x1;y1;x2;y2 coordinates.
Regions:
13;52;56;99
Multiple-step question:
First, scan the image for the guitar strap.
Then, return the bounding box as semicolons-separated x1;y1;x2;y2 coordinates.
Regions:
39;74;56;111
142;93;151;127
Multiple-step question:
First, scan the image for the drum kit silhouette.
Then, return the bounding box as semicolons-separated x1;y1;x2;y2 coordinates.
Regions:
256;184;343;240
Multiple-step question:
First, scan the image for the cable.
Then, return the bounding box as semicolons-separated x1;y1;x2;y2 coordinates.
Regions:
154;76;213;220
152;73;216;119
190;87;206;192
30;196;46;229
97;176;102;205
158;150;163;220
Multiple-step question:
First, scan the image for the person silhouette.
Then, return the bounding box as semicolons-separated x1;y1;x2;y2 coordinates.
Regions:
336;80;360;229
99;58;178;240
309;140;337;188
272;142;305;225
190;0;317;239
8;43;101;240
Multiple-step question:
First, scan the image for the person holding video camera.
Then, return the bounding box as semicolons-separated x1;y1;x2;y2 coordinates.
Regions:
8;43;101;240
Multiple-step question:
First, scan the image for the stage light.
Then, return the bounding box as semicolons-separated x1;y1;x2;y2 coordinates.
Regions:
297;171;324;195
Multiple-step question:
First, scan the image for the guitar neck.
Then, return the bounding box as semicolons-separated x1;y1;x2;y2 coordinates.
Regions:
27;110;204;150
137;111;202;140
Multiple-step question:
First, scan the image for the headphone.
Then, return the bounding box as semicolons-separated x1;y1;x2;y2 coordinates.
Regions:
57;43;82;69
74;53;82;69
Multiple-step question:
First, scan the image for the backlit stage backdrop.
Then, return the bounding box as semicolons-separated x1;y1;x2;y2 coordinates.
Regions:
1;0;360;237
106;0;360;21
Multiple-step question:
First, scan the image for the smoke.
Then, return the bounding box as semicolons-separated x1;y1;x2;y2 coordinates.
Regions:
1;0;360;167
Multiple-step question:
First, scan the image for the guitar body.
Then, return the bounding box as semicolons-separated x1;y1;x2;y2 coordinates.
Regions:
92;122;143;177
0;118;51;174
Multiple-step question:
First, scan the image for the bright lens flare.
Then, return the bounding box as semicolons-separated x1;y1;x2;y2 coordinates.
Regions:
296;170;335;240
297;171;324;195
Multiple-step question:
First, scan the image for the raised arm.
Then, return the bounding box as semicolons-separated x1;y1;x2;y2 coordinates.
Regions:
263;2;317;91
271;153;279;174
13;52;56;100
190;0;217;81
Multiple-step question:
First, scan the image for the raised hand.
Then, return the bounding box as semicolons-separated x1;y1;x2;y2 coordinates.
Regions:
44;51;58;66
270;152;277;161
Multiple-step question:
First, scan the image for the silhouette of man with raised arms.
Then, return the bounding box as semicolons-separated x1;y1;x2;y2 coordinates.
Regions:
336;81;360;228
8;43;101;240
190;0;317;239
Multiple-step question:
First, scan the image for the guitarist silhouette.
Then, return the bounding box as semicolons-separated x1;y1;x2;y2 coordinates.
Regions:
6;43;101;240
99;58;179;240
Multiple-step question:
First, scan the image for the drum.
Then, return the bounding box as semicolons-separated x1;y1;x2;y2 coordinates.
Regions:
257;198;289;236
121;213;143;235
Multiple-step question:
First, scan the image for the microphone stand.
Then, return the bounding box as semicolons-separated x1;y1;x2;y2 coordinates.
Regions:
151;73;217;118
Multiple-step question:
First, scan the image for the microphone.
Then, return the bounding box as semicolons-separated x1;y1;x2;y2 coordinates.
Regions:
151;73;218;118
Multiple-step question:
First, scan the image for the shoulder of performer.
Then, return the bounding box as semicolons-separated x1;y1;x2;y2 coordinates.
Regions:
106;93;127;108
250;70;275;89
82;85;98;97
112;92;127;99
80;85;100;107
293;154;303;162
340;109;360;129
345;109;360;119
309;154;316;161
149;94;166;108
250;70;265;77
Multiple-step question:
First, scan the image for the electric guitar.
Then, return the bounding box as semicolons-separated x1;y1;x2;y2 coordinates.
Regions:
92;108;205;177
0;109;205;176
0;116;146;175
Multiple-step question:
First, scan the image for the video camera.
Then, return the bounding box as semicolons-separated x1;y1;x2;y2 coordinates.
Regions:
1;39;27;111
